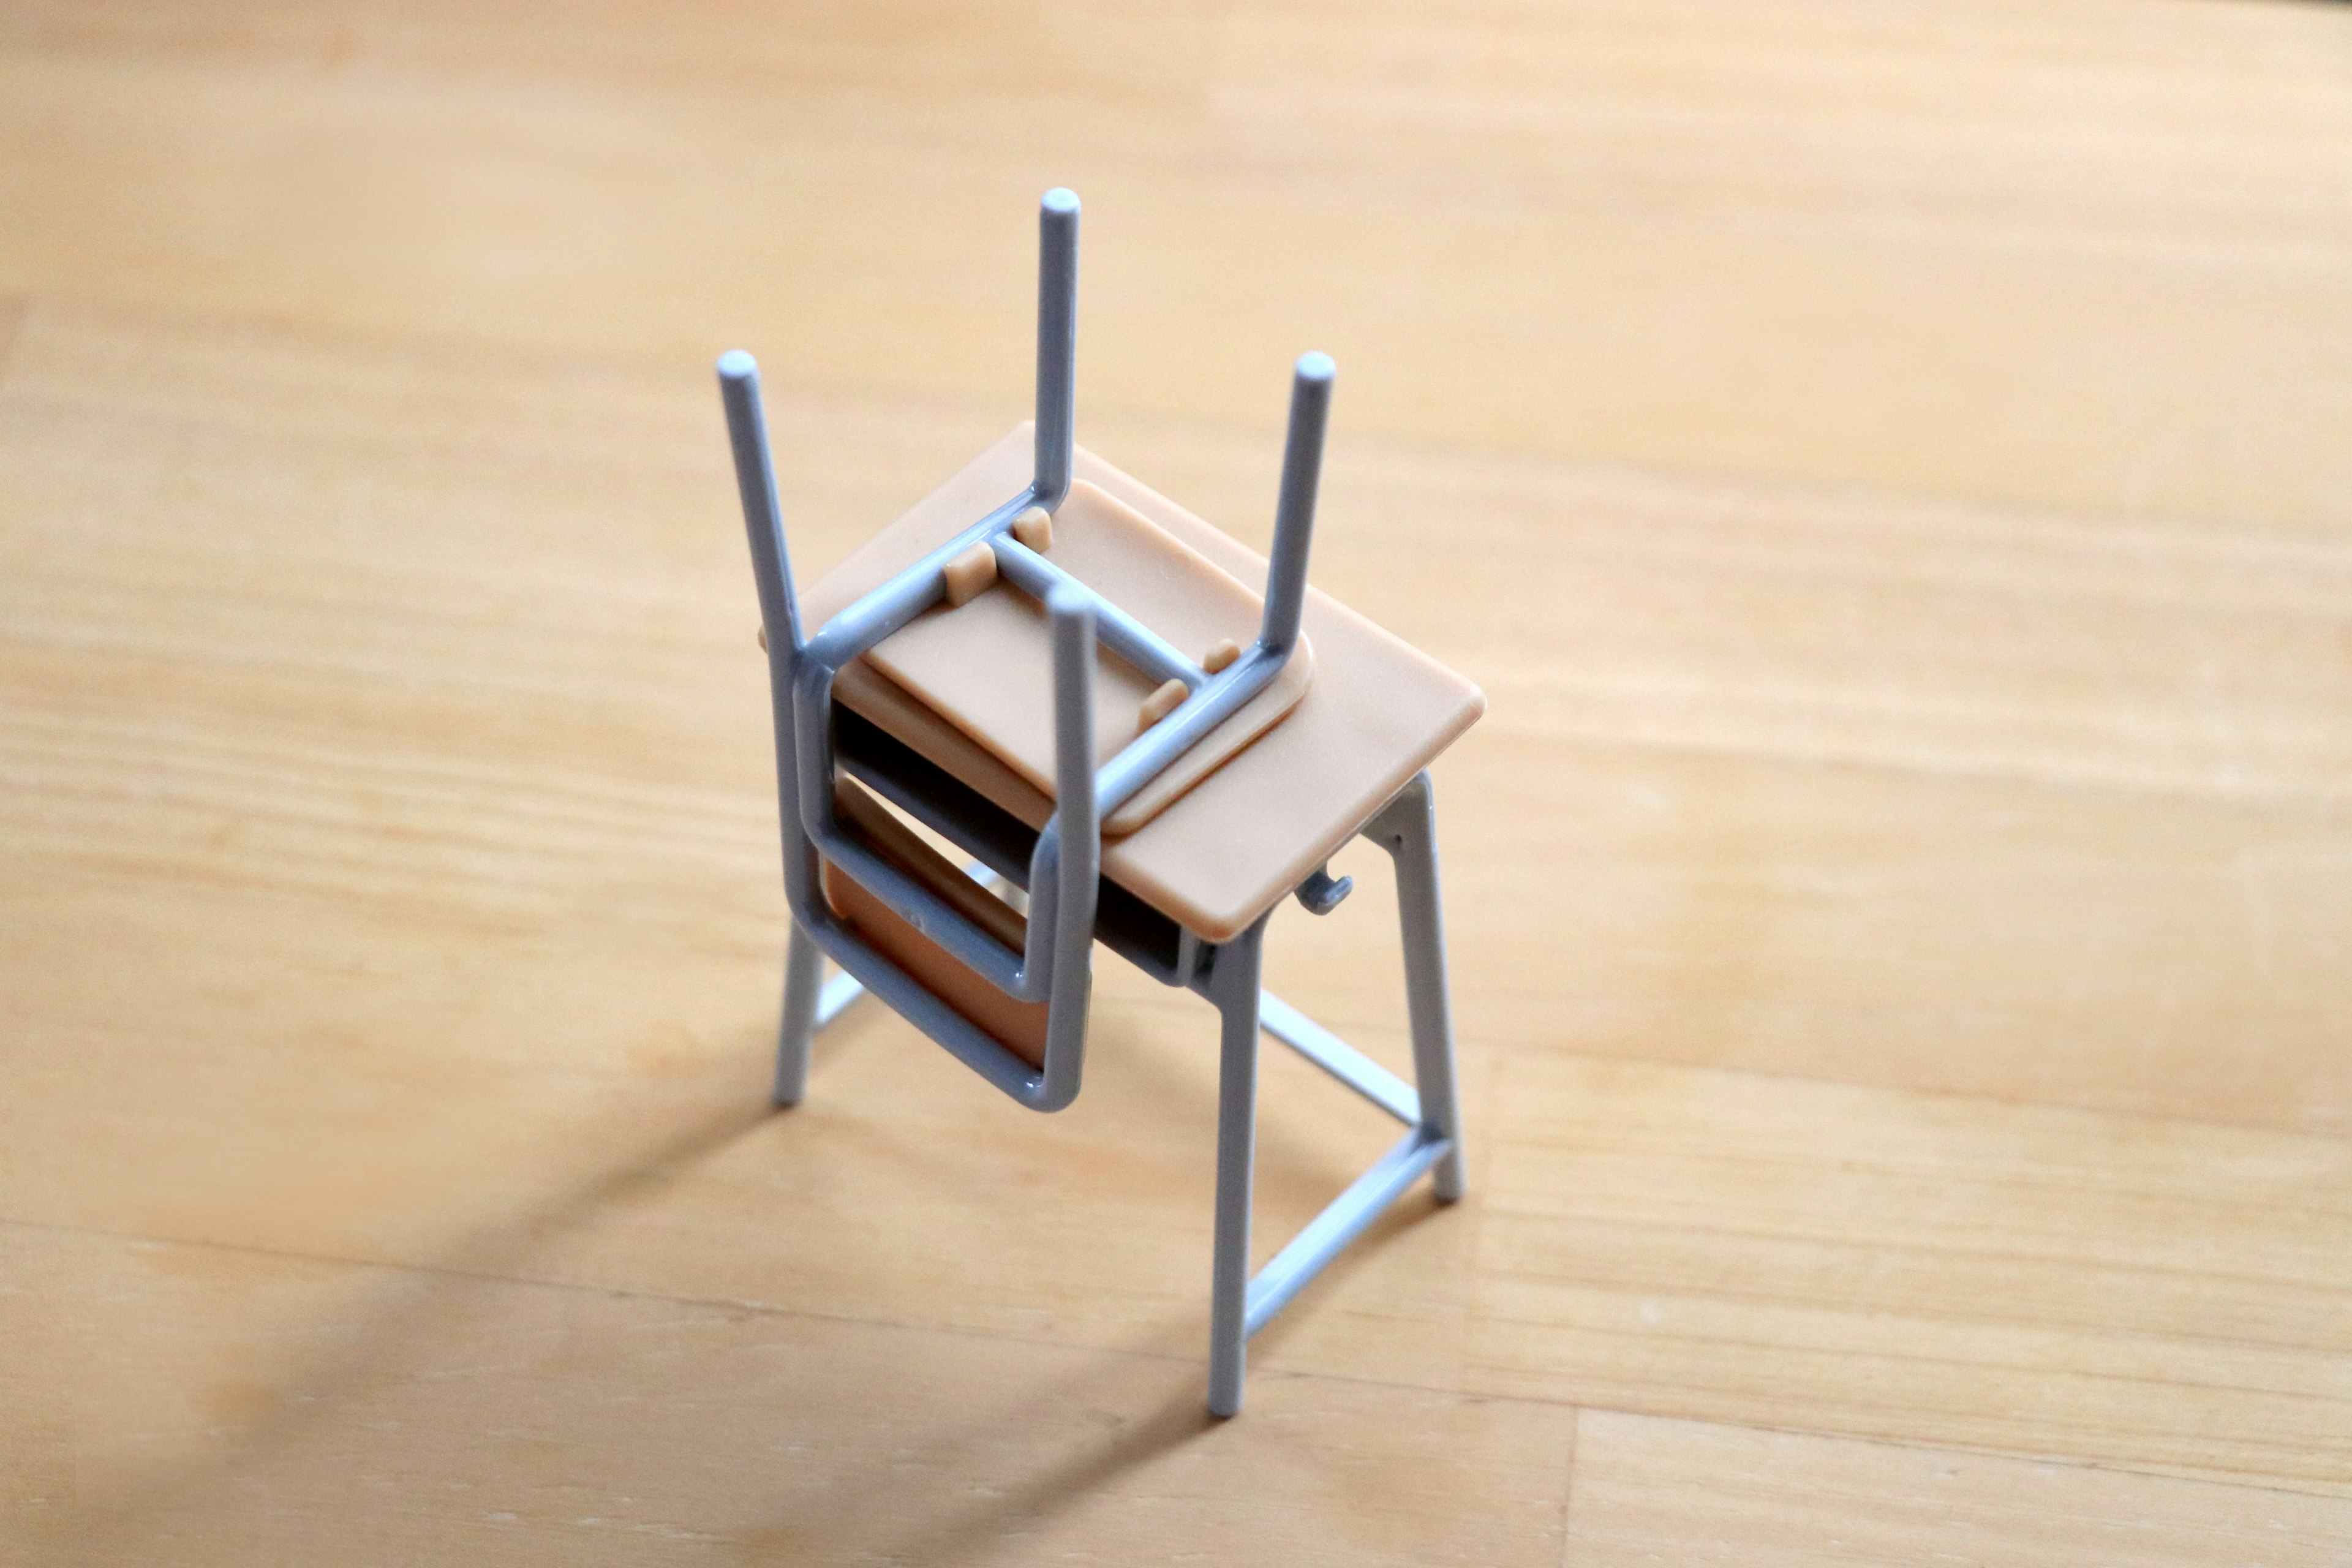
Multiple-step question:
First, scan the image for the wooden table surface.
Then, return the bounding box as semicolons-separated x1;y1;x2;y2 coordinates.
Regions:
6;2;2351;1562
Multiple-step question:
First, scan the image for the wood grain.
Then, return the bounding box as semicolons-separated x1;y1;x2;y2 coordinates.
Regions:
5;1;2352;1560
1474;1052;2352;1491
1562;1410;2352;1567
6;1225;1575;1567
2;0;2348;530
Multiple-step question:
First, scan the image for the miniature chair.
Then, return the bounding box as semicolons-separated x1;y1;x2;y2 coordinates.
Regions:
720;189;1483;1417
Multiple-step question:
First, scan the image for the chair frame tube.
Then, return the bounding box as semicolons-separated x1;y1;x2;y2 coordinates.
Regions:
722;188;1332;1107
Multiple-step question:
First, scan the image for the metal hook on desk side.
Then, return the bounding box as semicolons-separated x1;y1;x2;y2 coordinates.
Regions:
1295;863;1352;916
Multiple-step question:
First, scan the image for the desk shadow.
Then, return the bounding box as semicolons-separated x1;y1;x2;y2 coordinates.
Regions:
55;991;1437;1564
732;1352;1219;1567
51;1048;790;1558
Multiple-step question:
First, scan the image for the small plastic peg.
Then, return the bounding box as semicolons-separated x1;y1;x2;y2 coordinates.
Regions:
1012;505;1054;552
1137;676;1189;733
943;540;1000;606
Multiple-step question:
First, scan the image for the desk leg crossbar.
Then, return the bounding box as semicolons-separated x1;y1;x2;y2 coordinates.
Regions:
1200;771;1464;1415
773;771;1464;1418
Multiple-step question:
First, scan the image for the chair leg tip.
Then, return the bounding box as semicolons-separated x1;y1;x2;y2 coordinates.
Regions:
1206;1362;1244;1419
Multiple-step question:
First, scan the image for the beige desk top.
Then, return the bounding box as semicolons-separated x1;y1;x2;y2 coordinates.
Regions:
6;1;2352;1562
802;425;1485;941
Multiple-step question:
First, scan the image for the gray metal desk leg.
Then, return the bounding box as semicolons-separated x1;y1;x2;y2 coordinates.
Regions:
1206;917;1268;1418
1373;771;1468;1202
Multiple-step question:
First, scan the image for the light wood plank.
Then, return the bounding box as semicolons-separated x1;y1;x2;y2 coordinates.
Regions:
1474;1053;2352;1491
0;1;2346;532
5;2;2352;1555
1;1224;1574;1566
1562;1409;2352;1567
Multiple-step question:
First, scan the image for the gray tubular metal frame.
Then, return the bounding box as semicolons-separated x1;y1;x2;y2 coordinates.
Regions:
723;189;1466;1416
767;769;1468;1417
724;187;1331;1114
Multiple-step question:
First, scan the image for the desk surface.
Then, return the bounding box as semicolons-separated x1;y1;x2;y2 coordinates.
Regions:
7;2;2352;1562
806;425;1483;941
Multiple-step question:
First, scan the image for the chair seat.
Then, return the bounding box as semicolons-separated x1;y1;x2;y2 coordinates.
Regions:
861;477;1314;838
801;424;1485;942
819;774;1051;1067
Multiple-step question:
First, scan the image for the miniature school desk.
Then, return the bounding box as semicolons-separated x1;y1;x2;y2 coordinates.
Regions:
722;190;1483;1417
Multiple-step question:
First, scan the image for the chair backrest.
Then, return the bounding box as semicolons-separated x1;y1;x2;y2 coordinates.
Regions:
719;189;1332;1112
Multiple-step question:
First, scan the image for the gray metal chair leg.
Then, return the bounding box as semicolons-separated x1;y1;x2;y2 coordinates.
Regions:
1371;771;1468;1202
774;919;826;1106
1206;918;1267;1419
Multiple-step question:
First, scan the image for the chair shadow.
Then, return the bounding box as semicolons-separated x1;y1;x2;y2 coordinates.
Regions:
714;998;1460;1566
51;1034;796;1555
730;1345;1222;1566
55;982;1447;1563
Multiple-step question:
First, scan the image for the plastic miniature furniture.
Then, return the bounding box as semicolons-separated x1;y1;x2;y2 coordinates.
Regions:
719;189;1484;1417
